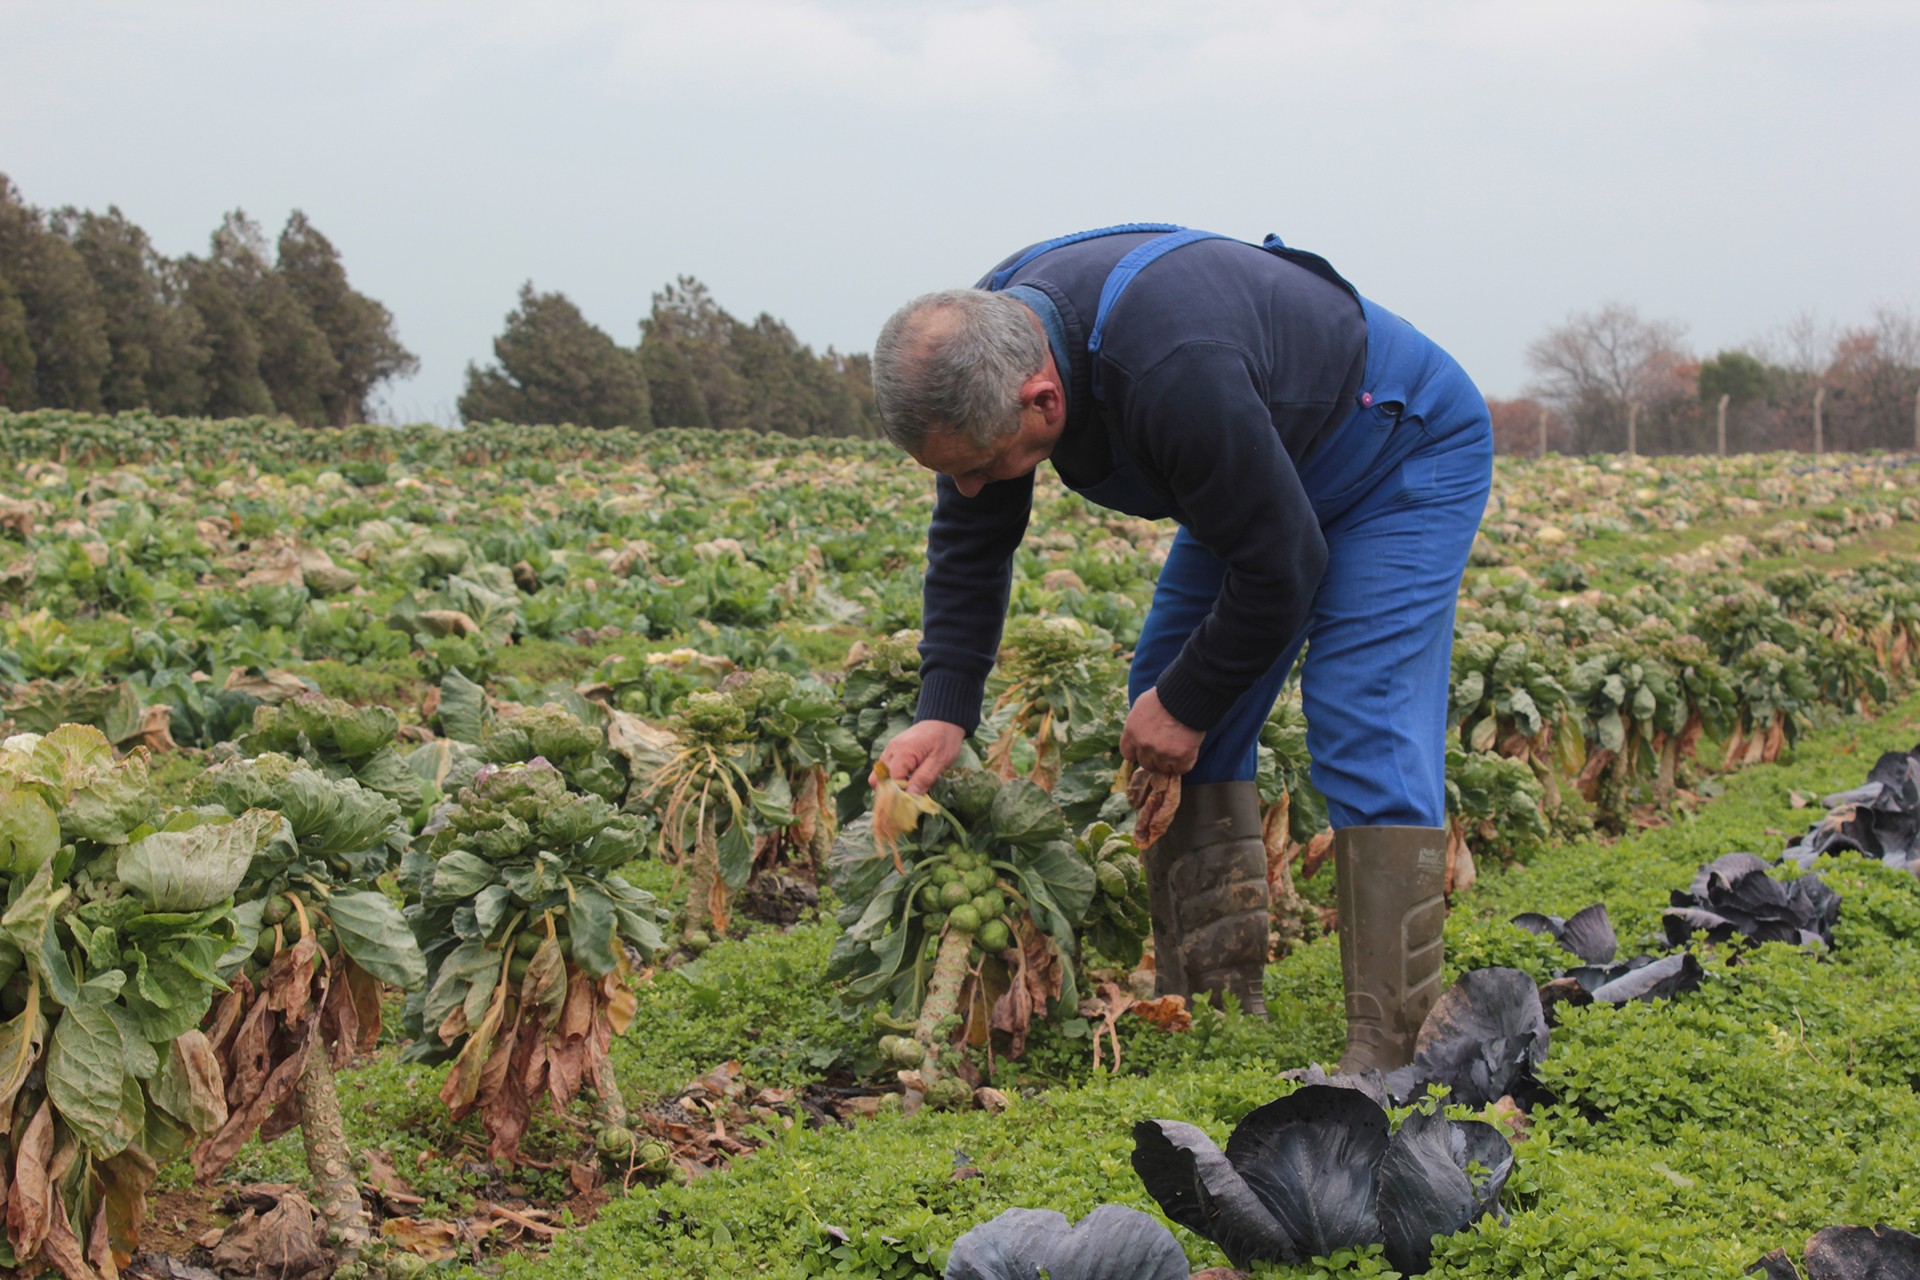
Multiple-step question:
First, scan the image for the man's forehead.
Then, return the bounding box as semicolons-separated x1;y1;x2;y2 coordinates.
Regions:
914;431;990;471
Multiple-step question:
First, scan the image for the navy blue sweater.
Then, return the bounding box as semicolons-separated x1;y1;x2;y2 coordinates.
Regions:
916;232;1368;735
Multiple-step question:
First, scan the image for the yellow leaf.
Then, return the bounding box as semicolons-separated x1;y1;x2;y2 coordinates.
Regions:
871;763;939;871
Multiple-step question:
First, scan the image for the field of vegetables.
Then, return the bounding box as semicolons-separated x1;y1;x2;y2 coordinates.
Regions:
3;406;1920;1280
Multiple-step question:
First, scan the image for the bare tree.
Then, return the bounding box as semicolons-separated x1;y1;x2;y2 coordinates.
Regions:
1825;305;1920;450
1526;303;1693;453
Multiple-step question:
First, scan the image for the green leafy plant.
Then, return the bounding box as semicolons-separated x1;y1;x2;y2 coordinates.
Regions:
825;772;1142;1100
0;727;258;1277
404;759;668;1164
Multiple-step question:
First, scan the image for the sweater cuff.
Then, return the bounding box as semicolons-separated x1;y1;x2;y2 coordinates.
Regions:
915;672;987;735
1152;658;1236;734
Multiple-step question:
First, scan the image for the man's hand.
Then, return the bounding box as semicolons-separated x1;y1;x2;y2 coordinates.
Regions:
1121;687;1205;776
872;720;966;795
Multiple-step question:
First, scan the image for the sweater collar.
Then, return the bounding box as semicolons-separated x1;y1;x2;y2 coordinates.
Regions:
1003;283;1095;434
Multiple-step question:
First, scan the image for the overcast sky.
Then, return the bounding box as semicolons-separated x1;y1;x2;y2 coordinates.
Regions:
6;0;1917;424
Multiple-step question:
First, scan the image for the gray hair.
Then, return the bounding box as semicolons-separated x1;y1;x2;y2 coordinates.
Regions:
872;288;1047;453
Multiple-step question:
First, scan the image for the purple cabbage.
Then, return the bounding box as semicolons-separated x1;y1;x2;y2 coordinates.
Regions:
1131;1084;1514;1274
1747;1223;1920;1279
943;1204;1189;1280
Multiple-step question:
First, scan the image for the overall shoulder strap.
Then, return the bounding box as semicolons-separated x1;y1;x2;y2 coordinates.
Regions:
1088;228;1233;397
986;223;1189;291
1258;232;1362;304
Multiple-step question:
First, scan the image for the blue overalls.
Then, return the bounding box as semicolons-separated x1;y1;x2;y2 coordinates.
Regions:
991;225;1493;830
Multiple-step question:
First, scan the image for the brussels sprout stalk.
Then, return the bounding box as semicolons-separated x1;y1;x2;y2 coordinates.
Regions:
296;1040;374;1271
912;927;975;1087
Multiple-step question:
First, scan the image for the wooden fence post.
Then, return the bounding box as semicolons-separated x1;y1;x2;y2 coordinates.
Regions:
1813;386;1825;454
1538;404;1548;458
1717;393;1729;457
1627;403;1639;458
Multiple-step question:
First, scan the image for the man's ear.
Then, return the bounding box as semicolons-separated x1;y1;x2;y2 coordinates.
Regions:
1020;370;1065;424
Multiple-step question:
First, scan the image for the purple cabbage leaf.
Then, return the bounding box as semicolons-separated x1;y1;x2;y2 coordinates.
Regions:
943;1204;1190;1280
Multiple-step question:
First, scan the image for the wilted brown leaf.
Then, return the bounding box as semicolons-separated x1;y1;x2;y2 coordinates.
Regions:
220;668;311;705
1127;995;1193;1033
870;766;938;871
1297;830;1336;881
1126;766;1181;848
990;924;1063;1060
8;1101;56;1258
210;1188;331;1280
380;1217;464;1262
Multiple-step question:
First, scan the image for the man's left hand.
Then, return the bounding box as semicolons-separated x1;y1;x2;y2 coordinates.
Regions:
1121;687;1205;776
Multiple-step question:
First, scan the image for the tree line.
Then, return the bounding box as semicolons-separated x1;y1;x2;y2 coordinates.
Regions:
1494;302;1920;456
6;170;1912;452
458;276;878;437
0;175;417;426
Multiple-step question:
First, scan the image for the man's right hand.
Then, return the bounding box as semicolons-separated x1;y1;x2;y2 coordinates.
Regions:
872;720;966;795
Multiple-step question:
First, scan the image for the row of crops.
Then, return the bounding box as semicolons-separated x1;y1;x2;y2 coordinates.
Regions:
2;408;1920;1277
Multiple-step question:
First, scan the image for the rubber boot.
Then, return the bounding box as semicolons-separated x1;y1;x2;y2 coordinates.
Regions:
1333;826;1447;1073
1141;781;1270;1019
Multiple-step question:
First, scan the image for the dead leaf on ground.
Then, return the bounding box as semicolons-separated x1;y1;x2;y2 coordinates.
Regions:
1127;994;1193;1033
210;1187;330;1280
379;1217;467;1263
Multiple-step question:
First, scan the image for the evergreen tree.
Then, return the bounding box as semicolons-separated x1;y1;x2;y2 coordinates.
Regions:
459;282;650;428
638;277;748;430
206;212;338;426
277;211;417;424
635;277;876;437
55;205;208;414
0;274;34;409
179;249;274;420
636;335;711;429
0;175;110;409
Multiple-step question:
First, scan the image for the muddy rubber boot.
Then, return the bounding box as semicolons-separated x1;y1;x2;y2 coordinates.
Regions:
1142;781;1270;1019
1333;826;1447;1073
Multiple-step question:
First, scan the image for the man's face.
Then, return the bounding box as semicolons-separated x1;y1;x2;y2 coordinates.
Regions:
912;407;1057;498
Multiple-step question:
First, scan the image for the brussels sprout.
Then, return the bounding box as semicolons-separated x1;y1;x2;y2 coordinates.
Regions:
932;864;961;888
949;849;978;873
977;919;1012;952
962;867;995;895
261;893;293;926
926;1076;973;1110
684;930;713;954
916;883;943;913
596;1125;636;1156
972;889;1006;920
386;1252;431;1280
948;905;981;935
312;927;337;955
877;1034;906;1061
253;932;278;964
508;955;532;983
891;1038;926;1067
926;911;948;933
939;881;972;910
637;1139;673;1169
1112;853;1144;891
514;931;543;957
